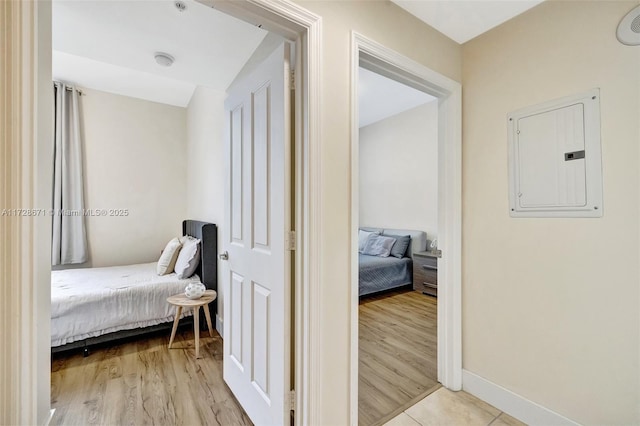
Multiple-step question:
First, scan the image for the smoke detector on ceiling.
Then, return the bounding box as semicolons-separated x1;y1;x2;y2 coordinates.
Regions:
154;52;175;67
617;5;640;46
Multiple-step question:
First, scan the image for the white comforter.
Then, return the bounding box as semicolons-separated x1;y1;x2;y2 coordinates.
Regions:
51;262;200;347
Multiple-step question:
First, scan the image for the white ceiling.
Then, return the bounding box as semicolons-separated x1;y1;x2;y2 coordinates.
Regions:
53;1;545;106
52;0;268;106
53;51;197;106
359;67;436;128
391;0;544;44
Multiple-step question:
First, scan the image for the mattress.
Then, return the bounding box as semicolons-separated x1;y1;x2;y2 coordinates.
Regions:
51;262;200;347
359;254;412;296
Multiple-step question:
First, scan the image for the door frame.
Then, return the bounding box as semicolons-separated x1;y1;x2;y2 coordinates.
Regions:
349;32;462;422
8;1;322;425
204;5;323;424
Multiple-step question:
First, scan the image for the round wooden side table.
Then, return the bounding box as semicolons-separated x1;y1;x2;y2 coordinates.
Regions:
167;289;217;358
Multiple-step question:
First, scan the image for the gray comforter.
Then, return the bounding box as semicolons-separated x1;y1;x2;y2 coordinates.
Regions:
359;254;412;296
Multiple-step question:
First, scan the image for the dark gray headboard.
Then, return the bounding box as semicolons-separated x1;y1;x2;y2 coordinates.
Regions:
182;220;217;293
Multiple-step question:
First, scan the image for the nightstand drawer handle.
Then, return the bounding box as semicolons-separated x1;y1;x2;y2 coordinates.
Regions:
422;265;437;271
423;282;438;289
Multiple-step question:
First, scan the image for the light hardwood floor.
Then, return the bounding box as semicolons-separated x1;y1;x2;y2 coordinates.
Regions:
51;290;435;426
50;328;251;426
359;289;438;426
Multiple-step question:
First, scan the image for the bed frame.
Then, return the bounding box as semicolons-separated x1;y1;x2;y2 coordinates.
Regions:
52;219;218;355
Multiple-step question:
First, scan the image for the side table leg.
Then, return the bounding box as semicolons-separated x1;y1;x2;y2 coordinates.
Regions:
203;305;214;338
194;306;200;359
168;306;182;349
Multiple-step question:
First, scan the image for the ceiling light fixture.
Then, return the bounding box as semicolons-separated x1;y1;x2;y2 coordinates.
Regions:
617;5;640;46
154;52;175;67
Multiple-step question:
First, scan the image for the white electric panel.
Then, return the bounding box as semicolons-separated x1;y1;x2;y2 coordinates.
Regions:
508;89;603;217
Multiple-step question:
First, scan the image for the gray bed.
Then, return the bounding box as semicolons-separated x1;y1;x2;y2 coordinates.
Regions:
359;227;427;297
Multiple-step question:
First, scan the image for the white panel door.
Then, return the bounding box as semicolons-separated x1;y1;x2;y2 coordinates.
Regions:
222;43;291;426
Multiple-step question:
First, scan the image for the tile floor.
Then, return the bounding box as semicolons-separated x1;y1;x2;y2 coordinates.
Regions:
384;388;527;426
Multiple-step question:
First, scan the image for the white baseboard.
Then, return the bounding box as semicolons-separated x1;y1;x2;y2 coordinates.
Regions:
216;314;223;339
462;370;580;426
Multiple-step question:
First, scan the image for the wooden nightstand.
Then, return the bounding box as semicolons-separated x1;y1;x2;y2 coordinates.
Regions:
413;251;438;297
167;289;217;359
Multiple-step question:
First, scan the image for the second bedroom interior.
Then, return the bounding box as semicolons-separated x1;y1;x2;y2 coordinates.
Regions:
357;66;440;426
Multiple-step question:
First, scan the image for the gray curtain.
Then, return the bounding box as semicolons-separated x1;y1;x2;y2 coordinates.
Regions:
52;82;87;265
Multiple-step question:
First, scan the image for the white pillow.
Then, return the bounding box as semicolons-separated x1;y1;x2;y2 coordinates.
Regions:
361;234;396;257
358;230;379;252
157;237;182;275
175;236;201;279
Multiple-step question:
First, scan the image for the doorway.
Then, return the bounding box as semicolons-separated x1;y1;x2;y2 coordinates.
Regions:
357;64;439;425
48;2;293;424
350;33;462;424
6;1;320;425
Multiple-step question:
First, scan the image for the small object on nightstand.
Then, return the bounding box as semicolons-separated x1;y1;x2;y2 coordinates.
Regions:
413;251;438;297
185;282;206;299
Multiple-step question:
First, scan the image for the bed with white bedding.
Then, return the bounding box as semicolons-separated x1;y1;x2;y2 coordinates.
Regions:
51;262;200;347
51;220;218;352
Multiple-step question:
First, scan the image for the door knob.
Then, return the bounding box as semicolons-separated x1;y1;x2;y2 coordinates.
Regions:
219;251;229;261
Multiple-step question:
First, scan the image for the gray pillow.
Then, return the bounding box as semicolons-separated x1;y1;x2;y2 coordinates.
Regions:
361;234;396;257
386;234;411;258
358;230;379;252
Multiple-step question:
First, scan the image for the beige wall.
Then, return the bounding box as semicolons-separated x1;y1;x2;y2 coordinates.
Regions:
186;85;226;329
359;101;438;239
295;1;462;424
79;88;187;267
186;86;225;223
462;1;640;424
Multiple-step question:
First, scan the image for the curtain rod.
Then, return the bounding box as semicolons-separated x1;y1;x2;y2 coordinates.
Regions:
55;81;85;96
64;86;85;96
